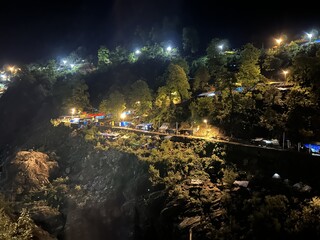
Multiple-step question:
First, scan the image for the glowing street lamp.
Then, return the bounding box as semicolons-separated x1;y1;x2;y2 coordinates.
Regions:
120;112;126;121
307;32;313;42
282;70;289;83
203;119;208;128
135;49;141;55
0;73;7;80
8;66;15;73
166;46;172;52
71;108;76;118
203;119;208;136
218;44;224;51
275;38;282;46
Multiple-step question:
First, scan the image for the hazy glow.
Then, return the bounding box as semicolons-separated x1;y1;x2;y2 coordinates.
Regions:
120;112;126;120
275;38;282;45
272;173;281;179
282;70;288;75
135;49;141;55
282;70;289;82
166;46;172;52
0;73;7;80
306;33;313;39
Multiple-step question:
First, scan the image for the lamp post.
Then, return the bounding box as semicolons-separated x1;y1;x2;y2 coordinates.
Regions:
71;108;76;118
120;112;126;127
120;112;126;121
203;119;208;136
275;38;282;47
282;70;289;84
307;33;313;43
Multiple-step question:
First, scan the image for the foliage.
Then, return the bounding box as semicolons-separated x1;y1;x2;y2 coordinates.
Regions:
171;58;190;75
126;80;153;115
99;90;126;119
25;177;70;209
50;118;61;127
148;165;161;185
206;38;229;78
286;196;320;238
165;63;191;102
84;126;99;142
109;46;129;64
189;97;214;121
236;43;261;89
97;46;111;67
192;65;210;92
0;208;33;240
222;166;238;187
248;195;289;239
62;80;91;112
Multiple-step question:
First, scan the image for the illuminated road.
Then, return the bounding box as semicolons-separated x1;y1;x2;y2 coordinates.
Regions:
107;126;285;151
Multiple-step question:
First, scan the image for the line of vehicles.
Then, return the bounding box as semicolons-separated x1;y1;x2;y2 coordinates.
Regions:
57;112;320;156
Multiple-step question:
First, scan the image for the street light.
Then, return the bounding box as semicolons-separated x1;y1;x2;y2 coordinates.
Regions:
135;49;141;55
203;119;208;127
203;119;208;136
275;38;282;46
71;108;76;118
282;70;289;83
120;112;126;121
307;32;313;42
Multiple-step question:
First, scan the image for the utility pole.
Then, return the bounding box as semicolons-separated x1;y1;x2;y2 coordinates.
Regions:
176;122;179;135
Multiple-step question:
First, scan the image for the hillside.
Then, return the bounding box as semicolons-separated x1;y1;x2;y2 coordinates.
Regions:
0;119;319;239
0;38;320;239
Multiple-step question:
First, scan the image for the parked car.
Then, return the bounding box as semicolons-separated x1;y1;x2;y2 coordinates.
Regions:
136;123;153;131
251;138;280;148
159;123;170;133
179;129;193;135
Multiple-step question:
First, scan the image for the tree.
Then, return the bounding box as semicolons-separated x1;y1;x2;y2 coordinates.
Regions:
192;66;210;92
257;85;285;134
206;38;229;79
97;46;111;67
236;43;261;90
99;90;126;119
171;58;190;75
189;97;214;121
153;86;174;123
261;54;283;79
63;80;91;112
127;80;153;116
165;63;191;103
110;46;129;64
291;53;320;88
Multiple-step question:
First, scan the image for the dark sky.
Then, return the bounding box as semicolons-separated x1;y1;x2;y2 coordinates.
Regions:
1;0;319;66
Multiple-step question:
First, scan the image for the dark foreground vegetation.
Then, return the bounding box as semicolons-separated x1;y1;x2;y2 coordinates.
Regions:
0;124;320;240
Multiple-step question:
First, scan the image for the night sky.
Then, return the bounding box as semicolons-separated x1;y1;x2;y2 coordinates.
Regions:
1;0;319;66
